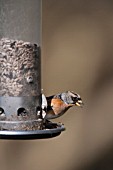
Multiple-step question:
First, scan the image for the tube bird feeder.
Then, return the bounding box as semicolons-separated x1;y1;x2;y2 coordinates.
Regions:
0;0;65;139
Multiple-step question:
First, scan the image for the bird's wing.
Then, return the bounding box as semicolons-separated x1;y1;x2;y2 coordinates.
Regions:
46;95;54;106
44;95;56;119
41;94;47;110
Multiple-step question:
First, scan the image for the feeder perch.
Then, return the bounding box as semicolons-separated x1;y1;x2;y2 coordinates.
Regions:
0;0;65;139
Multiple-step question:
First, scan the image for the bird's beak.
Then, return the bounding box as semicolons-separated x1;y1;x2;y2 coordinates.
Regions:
75;100;83;107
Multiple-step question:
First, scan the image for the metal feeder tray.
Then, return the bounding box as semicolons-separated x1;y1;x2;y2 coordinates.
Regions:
0;122;65;140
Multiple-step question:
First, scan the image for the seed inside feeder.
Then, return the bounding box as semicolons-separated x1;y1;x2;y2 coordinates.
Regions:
0;38;40;97
26;76;33;83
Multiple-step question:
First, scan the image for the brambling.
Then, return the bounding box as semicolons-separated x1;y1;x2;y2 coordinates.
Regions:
41;91;83;119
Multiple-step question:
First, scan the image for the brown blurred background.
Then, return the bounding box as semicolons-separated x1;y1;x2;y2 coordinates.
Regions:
1;0;113;170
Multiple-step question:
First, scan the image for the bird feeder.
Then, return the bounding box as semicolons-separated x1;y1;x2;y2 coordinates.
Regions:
0;0;65;139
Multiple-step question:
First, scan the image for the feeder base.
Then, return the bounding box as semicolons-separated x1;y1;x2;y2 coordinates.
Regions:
0;122;65;140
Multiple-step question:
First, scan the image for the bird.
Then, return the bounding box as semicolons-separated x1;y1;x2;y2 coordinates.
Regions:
41;91;83;119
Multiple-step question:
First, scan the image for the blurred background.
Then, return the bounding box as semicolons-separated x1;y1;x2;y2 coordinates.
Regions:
1;0;113;170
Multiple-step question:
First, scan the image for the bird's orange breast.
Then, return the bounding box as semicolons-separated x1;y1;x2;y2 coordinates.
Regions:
51;98;68;115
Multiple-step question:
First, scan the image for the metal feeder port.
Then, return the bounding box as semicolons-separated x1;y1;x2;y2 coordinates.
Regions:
0;0;65;139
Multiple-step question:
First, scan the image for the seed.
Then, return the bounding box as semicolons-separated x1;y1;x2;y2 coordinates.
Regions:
17;84;23;88
3;62;6;67
0;38;40;96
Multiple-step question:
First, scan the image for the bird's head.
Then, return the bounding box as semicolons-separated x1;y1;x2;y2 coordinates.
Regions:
61;91;83;107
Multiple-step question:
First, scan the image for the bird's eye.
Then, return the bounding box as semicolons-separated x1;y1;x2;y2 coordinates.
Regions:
71;96;77;102
71;96;81;102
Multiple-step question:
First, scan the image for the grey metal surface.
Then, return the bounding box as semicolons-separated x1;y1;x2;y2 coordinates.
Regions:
0;0;41;44
0;124;65;140
0;96;40;120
